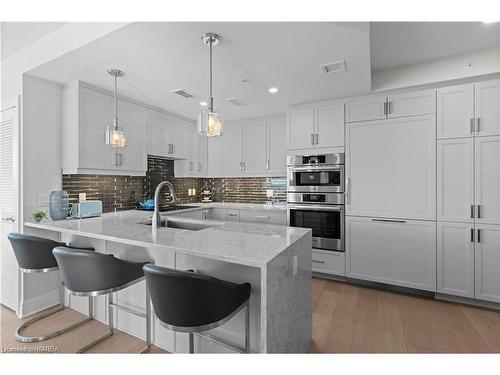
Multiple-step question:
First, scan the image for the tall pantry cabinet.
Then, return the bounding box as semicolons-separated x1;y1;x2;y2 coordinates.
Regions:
436;79;500;302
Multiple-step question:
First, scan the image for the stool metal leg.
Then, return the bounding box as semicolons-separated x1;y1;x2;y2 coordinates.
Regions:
244;300;250;353
140;282;151;353
77;295;113;353
15;286;92;343
188;333;195;354
108;293;114;333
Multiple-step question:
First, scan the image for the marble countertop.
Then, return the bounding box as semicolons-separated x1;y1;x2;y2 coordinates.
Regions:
25;210;310;268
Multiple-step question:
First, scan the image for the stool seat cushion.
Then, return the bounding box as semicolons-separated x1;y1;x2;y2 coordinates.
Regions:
143;264;251;330
53;247;147;293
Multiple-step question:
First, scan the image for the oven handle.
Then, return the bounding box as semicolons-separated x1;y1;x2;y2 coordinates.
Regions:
288;204;344;212
289;165;343;172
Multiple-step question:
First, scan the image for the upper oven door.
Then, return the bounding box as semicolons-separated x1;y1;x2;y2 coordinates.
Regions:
287;165;344;193
287;204;345;252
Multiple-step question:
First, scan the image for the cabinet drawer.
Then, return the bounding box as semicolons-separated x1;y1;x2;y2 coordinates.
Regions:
312;249;346;276
345;96;386;123
387;90;436;118
226;209;240;221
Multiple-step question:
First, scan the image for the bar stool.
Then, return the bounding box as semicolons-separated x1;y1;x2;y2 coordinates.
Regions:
52;246;151;353
143;264;251;353
7;232;95;343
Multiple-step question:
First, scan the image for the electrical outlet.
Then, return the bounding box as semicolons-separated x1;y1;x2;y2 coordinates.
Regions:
292;255;298;276
79;193;87;201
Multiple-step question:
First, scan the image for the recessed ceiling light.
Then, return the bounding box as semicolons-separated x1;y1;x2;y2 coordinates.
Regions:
268;87;278;94
200;101;208;106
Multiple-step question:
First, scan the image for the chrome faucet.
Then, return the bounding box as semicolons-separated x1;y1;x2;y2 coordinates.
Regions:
152;181;177;229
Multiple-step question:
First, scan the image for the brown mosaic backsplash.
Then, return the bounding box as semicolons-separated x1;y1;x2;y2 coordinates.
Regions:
62;156;286;213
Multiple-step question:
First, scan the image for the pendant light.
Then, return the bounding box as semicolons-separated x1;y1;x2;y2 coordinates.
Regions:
198;33;223;137
105;68;127;148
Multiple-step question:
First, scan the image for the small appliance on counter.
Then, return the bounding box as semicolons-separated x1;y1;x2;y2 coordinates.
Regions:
72;200;103;219
200;184;213;203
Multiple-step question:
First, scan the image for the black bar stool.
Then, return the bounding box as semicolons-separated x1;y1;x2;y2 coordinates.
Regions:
53;246;151;353
7;232;94;343
143;264;251;353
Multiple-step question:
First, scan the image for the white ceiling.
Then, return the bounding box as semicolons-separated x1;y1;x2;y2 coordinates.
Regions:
371;22;500;71
27;22;371;121
1;22;67;60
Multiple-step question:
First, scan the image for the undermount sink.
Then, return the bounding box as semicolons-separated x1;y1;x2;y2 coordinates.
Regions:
139;219;209;231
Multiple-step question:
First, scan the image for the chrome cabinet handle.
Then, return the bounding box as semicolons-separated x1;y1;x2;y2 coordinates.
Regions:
1;216;15;222
477;229;481;243
228;213;238;217
198;162;202;172
119;154;123;166
477;204;482;219
383;101;388;116
471;204;475;219
470;118;475;134
266;160;270;171
172;144;175;154
476;118;481;133
242;162;245;171
388;101;392;114
311;134;314;145
314;133;319;145
471;228;475;243
371;218;407;223
312;259;325;264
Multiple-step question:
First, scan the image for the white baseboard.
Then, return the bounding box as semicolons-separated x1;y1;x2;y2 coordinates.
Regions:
19;289;61;318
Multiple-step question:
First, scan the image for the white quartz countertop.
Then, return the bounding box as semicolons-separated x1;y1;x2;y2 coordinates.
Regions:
25;210;309;268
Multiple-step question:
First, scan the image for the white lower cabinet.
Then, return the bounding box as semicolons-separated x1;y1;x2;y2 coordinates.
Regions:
206;208;227;221
346;216;436;292
475;224;500;303
312;249;345;276
437;222;475;298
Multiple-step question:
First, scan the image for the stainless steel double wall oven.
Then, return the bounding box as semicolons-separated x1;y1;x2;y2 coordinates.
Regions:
287;153;345;252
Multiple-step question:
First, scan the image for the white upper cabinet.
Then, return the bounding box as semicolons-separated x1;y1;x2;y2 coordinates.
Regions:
475;79;500;137
119;101;148;172
475;136;500;225
437;138;474;222
437;84;475;139
287;101;344;150
346;216;436;292
170;118;187;159
243;119;267;174
346;115;436;220
148;111;170;157
345;95;386;123
313;102;344;148
207;135;223;177
222;122;244;176
266;115;287;176
475;224;500;303
386;90;436;118
196;132;208;175
286;108;314;150
62;81;147;175
437;221;475;298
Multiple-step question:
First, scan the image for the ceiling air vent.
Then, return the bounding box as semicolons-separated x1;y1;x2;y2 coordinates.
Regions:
169;89;195;99
320;60;346;74
226;97;246;106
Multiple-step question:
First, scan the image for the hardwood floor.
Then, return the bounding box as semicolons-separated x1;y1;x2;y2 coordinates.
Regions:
310;278;500;353
2;278;500;353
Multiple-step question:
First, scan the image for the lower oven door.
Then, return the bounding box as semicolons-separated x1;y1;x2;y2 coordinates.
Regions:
287;204;344;251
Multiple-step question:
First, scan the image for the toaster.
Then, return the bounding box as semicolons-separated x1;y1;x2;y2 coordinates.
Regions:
72;200;103;219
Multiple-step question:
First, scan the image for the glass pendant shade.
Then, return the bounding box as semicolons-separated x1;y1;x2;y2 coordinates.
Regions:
105;124;127;148
198;108;223;137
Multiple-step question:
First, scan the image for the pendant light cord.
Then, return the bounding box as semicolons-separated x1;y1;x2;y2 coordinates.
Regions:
113;74;118;129
209;38;214;112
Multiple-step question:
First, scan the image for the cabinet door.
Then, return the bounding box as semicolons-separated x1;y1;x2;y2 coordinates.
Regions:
475;136;500;225
78;87;114;170
475;224;500;303
119;101;147;172
345;96;386;123
437;138;474;222
226;209;240;221
207;136;222;177
148;111;170;157
437;222;475;298
346;115;436;220
243;119;267;174
437;84;474;139
346;216;436;291
475;79;500;137
387;90;436;118
208;208;226;221
170;118;187;158
267;210;286;225
266;116;286;175
286;108;314;150
184;123;197;175
222;122;243;176
314;102;344;148
195;133;208;175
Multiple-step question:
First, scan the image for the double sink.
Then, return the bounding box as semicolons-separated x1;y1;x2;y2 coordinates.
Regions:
139;219;210;231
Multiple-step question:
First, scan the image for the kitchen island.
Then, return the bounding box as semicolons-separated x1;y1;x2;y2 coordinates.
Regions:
25;208;312;353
